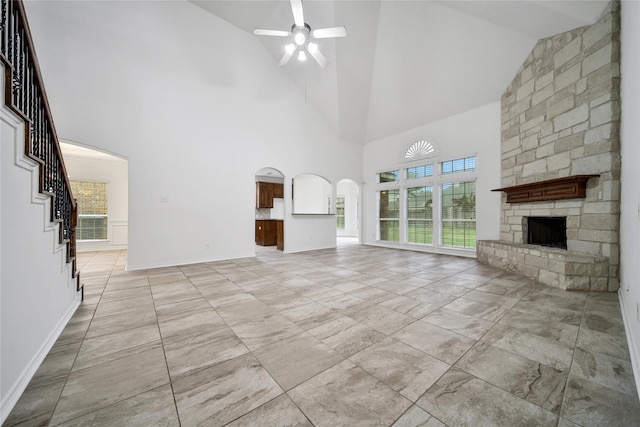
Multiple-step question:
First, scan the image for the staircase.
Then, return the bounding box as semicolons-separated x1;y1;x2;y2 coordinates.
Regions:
1;0;81;296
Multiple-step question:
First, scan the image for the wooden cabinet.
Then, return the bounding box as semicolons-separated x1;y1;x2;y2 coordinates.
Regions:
276;220;284;251
273;183;284;198
255;220;277;246
256;182;284;208
256;182;274;208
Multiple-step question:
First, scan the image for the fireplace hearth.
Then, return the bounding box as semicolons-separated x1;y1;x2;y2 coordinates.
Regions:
527;217;567;249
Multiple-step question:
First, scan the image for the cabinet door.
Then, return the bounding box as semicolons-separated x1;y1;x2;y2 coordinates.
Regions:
276;220;284;251
273;183;284;199
256;182;274;208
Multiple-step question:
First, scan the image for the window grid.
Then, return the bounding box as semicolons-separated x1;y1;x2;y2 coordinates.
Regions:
336;197;345;230
442;156;476;174
441;181;476;249
407;164;433;180
406;186;433;245
70;181;108;241
379;189;400;242
378;170;400;183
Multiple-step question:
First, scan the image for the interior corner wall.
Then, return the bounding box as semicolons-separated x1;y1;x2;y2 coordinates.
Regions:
23;1;362;268
63;155;128;252
619;0;640;398
362;102;502;252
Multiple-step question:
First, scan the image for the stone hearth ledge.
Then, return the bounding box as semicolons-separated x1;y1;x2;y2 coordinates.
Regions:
477;240;611;292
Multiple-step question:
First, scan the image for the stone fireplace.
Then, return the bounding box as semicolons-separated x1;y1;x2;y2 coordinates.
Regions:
477;2;620;292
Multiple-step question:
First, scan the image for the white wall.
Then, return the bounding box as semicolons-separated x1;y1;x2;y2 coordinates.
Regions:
62;152;128;252
24;1;362;268
293;174;333;214
337;179;360;237
1;101;80;422
619;0;640;397
362;102;502;255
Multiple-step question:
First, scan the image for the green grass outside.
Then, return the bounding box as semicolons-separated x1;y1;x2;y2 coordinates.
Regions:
380;221;476;249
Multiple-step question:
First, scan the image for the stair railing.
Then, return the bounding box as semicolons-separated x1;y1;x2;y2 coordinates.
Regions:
1;0;81;295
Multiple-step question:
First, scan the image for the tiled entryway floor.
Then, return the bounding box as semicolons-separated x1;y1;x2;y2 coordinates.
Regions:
5;245;640;426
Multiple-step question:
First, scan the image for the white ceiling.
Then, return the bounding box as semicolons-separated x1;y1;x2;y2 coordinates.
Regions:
191;0;608;144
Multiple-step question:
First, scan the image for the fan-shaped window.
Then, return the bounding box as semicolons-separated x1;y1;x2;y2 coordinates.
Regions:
405;140;435;159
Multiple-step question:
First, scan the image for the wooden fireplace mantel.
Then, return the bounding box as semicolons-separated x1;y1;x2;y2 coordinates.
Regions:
492;175;599;203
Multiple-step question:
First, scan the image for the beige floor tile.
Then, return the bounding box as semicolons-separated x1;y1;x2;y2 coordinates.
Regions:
350;337;450;401
254;333;343;390
480;324;575;371
172;353;283;426
422;308;495;340
289;360;411;427
73;323;162;371
226;394;312;426
53;384;179;427
417;369;558;427
394;321;475;365
455;342;567;413
308;316;386;357
164;326;249;380
348;305;414;335
561;376;640;427
391;405;445;427
229;313;304;351
50;347;170;425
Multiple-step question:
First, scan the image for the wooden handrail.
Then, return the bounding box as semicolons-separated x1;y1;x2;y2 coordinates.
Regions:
1;0;81;295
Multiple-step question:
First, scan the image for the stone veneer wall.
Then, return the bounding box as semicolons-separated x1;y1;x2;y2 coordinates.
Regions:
478;2;621;291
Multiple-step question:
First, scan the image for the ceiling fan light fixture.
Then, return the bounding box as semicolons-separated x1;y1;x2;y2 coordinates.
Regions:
294;31;306;46
285;43;296;54
298;51;307;61
307;42;318;53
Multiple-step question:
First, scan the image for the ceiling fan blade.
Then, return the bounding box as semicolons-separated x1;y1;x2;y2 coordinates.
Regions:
279;44;296;66
290;0;305;28
307;43;327;68
311;26;347;39
253;29;290;37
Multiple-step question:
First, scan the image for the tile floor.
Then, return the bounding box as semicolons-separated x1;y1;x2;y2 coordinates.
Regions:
4;245;640;426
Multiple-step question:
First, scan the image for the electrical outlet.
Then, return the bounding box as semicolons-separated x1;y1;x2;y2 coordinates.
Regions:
160;195;168;203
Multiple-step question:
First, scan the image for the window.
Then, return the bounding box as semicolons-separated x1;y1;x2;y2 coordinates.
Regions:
407;164;433;179
405;140;436;159
441;181;476;249
442;156;476;174
379;189;400;242
378;170;400;183
70;181;108;240
336;197;345;230
407;186;433;244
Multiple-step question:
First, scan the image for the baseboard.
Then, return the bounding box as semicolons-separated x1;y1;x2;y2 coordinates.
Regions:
618;290;640;400
0;296;81;425
125;252;256;271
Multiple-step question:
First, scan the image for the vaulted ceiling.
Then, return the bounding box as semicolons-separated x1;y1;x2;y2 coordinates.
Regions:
191;0;608;144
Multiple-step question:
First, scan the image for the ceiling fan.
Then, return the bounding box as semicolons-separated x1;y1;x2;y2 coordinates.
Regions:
253;0;347;68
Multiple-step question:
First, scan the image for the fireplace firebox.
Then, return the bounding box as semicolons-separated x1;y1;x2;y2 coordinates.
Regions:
527;217;567;249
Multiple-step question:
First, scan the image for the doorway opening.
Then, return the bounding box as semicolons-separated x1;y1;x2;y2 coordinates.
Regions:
336;179;360;246
255;167;285;252
60;141;129;254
